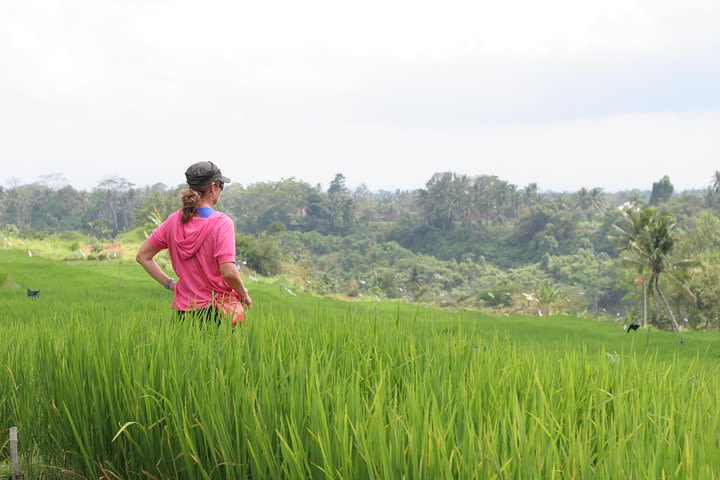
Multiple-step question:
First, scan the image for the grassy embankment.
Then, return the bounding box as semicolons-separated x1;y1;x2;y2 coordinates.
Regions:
1;249;720;478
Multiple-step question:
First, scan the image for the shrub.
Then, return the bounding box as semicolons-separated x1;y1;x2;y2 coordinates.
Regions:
236;233;282;276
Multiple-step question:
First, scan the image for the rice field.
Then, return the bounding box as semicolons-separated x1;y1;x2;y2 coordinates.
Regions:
2;249;720;479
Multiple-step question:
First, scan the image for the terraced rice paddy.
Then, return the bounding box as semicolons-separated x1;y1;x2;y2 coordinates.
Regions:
1;249;720;478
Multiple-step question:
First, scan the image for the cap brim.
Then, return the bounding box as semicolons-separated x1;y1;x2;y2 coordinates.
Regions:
218;175;231;184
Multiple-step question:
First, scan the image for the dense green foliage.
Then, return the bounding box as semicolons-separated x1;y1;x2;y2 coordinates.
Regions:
649;175;674;206
2;171;720;327
2;251;720;478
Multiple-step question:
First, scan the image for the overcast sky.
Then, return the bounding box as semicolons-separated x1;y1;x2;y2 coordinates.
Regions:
2;0;719;192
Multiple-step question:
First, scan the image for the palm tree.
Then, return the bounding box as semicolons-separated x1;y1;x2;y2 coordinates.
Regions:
611;206;695;331
472;175;495;224
407;265;422;298
454;174;473;225
576;187;605;220
575;187;592;213
610;205;651;326
589;188;605;215
712;171;720;192
419;172;470;231
705;170;720;213
521;183;540;214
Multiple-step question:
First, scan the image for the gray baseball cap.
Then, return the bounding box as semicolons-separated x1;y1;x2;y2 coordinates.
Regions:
185;161;231;189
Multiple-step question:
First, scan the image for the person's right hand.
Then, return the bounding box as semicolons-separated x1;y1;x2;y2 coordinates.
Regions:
241;288;252;309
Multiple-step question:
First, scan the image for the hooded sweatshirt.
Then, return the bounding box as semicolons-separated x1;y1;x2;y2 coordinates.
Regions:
148;210;239;315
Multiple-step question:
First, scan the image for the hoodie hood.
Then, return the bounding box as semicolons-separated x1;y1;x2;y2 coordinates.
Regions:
170;210;224;259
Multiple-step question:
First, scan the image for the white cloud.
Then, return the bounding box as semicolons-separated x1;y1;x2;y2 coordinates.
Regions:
4;111;719;193
225;111;720;192
1;0;719;191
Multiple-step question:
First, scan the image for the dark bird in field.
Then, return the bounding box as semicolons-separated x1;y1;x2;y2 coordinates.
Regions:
626;322;640;333
26;289;41;298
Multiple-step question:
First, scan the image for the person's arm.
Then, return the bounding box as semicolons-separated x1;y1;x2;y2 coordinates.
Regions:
219;262;251;308
136;240;176;291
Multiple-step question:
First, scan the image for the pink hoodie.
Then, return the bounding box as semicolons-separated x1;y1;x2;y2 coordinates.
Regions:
148;210;243;323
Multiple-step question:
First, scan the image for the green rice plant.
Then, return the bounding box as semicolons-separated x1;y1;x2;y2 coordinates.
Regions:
1;249;720;478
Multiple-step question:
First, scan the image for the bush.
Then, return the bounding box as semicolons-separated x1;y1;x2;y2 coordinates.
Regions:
236;234;282;276
478;288;513;308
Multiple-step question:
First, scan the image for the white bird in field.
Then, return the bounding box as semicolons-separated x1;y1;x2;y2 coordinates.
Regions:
27;250;32;257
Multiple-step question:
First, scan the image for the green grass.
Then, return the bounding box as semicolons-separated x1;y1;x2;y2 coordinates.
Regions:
1;249;720;479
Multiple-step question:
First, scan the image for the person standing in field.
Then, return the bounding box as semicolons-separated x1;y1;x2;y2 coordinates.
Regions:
136;161;251;325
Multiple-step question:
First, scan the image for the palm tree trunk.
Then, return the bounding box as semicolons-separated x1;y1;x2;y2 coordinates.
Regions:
656;279;680;332
642;272;648;327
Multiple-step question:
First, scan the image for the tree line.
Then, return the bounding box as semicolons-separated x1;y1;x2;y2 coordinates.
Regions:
0;172;619;236
3;171;720;330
